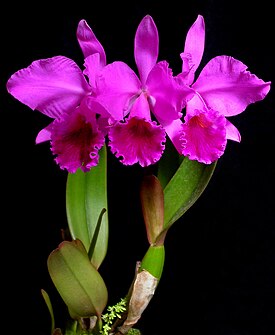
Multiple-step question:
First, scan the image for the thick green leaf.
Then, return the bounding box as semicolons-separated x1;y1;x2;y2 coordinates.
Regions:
163;157;216;229
157;137;182;189
47;239;108;319
66;145;108;269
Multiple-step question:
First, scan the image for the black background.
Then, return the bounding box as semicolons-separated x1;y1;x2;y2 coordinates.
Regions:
1;1;275;334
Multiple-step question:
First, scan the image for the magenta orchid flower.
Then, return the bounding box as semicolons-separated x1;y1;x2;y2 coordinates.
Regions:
92;15;194;167
6;19;111;173
173;15;271;164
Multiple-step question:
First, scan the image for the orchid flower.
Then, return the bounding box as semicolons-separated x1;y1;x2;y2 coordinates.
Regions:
6;20;111;173
171;15;271;164
91;15;194;167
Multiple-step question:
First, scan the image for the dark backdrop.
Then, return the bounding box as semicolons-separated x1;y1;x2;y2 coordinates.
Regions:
1;1;274;334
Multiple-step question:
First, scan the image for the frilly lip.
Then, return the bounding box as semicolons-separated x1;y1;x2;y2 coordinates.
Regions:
181;109;227;164
108;116;166;167
50;109;105;173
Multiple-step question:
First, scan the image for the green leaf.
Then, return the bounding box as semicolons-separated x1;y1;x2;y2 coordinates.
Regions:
47;239;108;319
157;137;182;189
41;288;55;333
66;145;108;269
163;157;216;229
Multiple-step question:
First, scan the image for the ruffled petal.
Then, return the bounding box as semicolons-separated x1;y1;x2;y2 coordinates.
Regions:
134;15;159;85
50;102;105;173
77;19;106;66
108;116;166;167
192;56;271;116
95;61;141;120
181;109;227;164
147;61;195;121
6;56;91;119
181;14;205;85
186;87;241;143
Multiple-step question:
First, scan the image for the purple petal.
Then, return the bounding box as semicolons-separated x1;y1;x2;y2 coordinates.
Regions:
95;61;141;120
7;56;91;119
186;89;241;143
176;53;193;85
147;61;195;121
134;15;159;85
84;96;113;136
51;102;105;173
83;53;102;89
130;93;151;119
181;109;227;164
192;56;271;116
36;123;53;144
108;116;166;167
186;92;205;113
160;118;184;154
77;19;106;66
182;14;205;85
225;119;241;142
